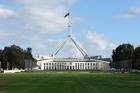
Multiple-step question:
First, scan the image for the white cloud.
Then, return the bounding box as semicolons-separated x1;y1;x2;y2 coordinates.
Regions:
128;6;140;14
16;0;71;34
86;31;118;57
115;14;135;19
0;7;16;18
87;32;107;50
116;6;140;19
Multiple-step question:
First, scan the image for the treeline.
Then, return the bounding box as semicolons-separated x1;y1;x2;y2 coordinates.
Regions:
0;45;35;70
111;44;140;70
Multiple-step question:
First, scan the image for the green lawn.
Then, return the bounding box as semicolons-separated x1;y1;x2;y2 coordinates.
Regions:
0;72;140;93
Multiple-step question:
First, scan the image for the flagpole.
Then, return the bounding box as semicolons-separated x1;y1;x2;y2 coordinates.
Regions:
64;12;72;38
67;14;72;38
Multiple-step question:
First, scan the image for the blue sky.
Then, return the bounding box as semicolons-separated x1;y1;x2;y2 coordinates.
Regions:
72;0;140;43
0;0;140;58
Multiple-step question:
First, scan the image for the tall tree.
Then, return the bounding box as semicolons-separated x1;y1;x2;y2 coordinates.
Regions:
133;47;140;70
111;44;134;69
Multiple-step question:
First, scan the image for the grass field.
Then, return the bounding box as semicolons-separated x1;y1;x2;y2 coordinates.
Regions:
0;72;140;93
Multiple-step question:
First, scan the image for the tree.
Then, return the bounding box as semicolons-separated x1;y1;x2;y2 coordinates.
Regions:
24;47;36;70
133;47;140;70
0;45;36;70
111;44;134;70
3;45;25;69
0;49;8;70
1;45;35;70
24;47;35;61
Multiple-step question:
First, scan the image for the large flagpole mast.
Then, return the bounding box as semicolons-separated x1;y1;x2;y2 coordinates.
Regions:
52;12;88;58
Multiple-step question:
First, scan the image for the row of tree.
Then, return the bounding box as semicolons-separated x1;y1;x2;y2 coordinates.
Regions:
0;45;35;70
111;44;140;70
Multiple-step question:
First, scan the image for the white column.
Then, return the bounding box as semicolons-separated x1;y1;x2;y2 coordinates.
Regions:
51;63;52;70
61;63;63;70
83;62;85;70
41;62;44;70
52;62;54;70
44;63;46;70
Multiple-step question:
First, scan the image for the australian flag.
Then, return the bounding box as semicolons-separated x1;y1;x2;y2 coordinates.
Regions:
64;12;70;18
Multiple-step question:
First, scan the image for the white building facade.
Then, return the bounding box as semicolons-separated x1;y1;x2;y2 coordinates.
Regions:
36;56;110;71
